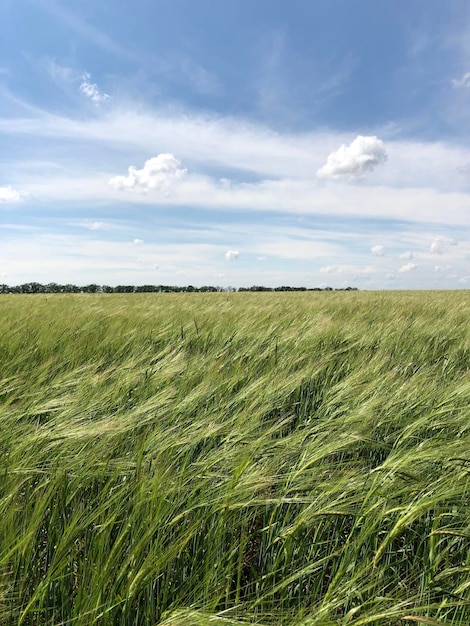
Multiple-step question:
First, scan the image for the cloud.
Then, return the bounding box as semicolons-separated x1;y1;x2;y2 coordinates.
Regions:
88;221;104;230
0;232;229;285
109;154;186;193
0;186;21;203
38;0;133;61
255;238;341;260
3;106;470;191
47;60;75;82
132;238;144;245
430;238;445;254
3;107;470;233
399;262;417;273
177;58;221;96
317;135;387;179
225;250;239;261
79;73;110;104
399;251;414;260
371;245;384;256
320;264;375;278
435;264;453;272
70;220;108;231
452;72;470;88
457;163;470;178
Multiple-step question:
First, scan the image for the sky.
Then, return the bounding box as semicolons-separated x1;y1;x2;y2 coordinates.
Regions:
1;0;470;289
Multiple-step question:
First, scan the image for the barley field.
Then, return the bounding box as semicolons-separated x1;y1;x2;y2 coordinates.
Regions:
0;292;469;625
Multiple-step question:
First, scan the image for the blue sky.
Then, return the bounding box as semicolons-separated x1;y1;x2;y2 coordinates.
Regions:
1;0;470;288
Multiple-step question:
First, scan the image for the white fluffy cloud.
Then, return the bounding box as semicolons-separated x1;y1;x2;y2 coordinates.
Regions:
430;238;458;255
0;185;21;203
399;251;414;260
109;154;186;193
452;73;470;88
225;250;239;261
317;135;387;179
430;238;445;254
132;238;144;245
399;262;417;273
79;73;110;104
371;245;384;256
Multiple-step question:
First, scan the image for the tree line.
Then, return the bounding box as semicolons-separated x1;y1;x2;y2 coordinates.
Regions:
0;282;358;294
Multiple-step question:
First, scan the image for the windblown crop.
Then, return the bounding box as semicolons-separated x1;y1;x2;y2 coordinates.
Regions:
0;292;469;625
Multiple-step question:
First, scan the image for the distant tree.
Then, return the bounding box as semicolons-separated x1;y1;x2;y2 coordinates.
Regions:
134;285;157;293
61;284;80;293
0;282;359;295
45;283;61;293
19;282;44;294
82;284;99;293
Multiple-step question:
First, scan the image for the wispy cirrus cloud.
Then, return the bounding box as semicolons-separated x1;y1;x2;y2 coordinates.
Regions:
46;59;75;83
35;0;134;61
0;232;228;285
452;72;470;88
160;56;221;96
320;264;375;276
2;107;470;191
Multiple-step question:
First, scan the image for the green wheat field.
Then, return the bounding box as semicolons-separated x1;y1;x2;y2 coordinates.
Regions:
0;292;469;626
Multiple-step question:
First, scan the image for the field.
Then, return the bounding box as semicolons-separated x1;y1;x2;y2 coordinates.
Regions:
0;292;469;625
